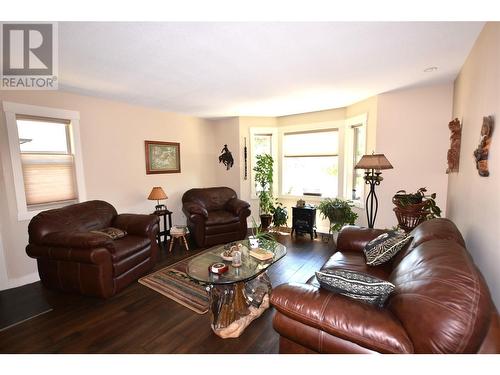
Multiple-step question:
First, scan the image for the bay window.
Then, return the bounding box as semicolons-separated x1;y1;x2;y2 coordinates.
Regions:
250;113;367;203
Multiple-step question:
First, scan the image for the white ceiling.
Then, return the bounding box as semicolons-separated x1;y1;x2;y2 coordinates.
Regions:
59;22;484;118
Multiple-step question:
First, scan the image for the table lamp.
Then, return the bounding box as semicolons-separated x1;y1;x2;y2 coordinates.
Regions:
354;153;393;228
148;186;168;211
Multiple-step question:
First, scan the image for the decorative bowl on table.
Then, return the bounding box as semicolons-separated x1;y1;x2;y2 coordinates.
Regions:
221;243;248;262
221;244;237;261
221;251;234;261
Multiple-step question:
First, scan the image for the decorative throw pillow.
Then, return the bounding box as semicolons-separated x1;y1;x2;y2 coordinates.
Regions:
90;227;127;240
363;230;412;266
315;269;395;307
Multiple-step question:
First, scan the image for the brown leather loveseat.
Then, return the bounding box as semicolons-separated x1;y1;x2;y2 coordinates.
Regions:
26;200;159;298
271;219;500;353
182;187;251;248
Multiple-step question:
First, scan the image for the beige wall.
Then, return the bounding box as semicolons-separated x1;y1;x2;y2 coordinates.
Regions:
447;22;500;306
376;83;453;229
210;117;241;194
276;107;345;127
0;91;217;286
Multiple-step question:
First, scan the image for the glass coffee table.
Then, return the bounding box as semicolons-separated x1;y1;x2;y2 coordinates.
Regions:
186;239;286;338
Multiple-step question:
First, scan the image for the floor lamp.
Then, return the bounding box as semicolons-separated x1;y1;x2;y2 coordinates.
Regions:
354;153;393;228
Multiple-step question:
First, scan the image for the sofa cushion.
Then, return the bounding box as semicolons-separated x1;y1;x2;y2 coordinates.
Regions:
205;222;242;236
182;187;237;211
391;218;467;268
363;230;412;266
409;217;465;250
271;283;414;353
28;200;117;244
110;235;150;262
316;269;395;307
113;246;151;276
388;239;494;353
206;210;240;226
322;251;392;280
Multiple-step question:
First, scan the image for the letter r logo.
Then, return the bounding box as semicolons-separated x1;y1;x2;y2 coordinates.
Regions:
2;24;53;75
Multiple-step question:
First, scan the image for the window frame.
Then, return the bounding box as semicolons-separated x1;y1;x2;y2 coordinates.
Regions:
249;127;278;199
343;113;368;208
3;101;86;221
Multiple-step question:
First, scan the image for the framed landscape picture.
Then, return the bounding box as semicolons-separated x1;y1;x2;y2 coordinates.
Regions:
144;140;181;174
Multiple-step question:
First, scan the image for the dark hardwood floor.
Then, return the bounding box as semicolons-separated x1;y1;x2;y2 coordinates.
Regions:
0;232;334;354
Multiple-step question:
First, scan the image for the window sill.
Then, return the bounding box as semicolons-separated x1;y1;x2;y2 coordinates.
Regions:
277;194;365;209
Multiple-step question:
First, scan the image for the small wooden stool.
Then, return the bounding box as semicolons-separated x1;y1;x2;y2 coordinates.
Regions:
168;231;189;253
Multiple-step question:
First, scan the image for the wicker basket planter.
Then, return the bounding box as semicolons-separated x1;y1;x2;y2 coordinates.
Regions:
392;198;429;232
392;188;442;232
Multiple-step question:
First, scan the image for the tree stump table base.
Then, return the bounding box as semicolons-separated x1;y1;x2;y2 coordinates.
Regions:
208;273;272;339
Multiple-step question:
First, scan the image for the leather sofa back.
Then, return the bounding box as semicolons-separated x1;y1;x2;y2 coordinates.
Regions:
28;200;117;244
182;186;237;211
388;219;494;353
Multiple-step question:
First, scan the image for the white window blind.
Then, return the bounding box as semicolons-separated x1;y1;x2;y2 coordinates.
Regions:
282;129;339;197
16;116;77;207
21;154;77;205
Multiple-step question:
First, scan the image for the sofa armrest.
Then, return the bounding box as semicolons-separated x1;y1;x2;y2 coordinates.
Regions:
40;231;113;249
225;198;250;216
182;202;208;220
271;283;413;354
27;243;112;264
112;214;159;237
336;226;387;253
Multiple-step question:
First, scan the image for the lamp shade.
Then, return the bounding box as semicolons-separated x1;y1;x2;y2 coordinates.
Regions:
148;186;167;201
354;154;393;170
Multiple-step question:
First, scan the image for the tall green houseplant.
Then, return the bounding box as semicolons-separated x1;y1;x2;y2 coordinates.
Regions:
253;154;274;229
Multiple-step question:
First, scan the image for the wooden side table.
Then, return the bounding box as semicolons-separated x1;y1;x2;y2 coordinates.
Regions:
152;209;172;246
291;206;317;240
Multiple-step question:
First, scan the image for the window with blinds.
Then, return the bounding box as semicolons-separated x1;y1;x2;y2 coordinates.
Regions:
16;116;77;207
282;129;339;197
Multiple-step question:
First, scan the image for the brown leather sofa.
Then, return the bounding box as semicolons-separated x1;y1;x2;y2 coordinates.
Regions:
26;200;159;298
271;218;500;353
182;187;251;248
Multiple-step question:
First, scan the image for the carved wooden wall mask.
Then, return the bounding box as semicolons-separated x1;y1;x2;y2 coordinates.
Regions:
473;115;494;177
446;118;462;174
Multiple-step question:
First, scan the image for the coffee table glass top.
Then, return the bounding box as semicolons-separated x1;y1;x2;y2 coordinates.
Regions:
186;239;286;285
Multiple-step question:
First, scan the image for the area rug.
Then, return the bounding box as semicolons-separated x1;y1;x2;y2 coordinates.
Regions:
139;250;211;314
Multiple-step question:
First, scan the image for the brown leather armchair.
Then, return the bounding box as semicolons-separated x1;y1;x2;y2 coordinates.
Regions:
271;219;500;353
26;200;159;298
182;187;251;248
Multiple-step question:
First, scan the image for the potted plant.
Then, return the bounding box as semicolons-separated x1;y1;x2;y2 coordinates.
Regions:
249;217;277;250
318;198;358;234
272;200;288;229
253;154;274;230
392;187;442;231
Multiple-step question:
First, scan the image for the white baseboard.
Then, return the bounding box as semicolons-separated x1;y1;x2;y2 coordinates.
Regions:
0;272;40;291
